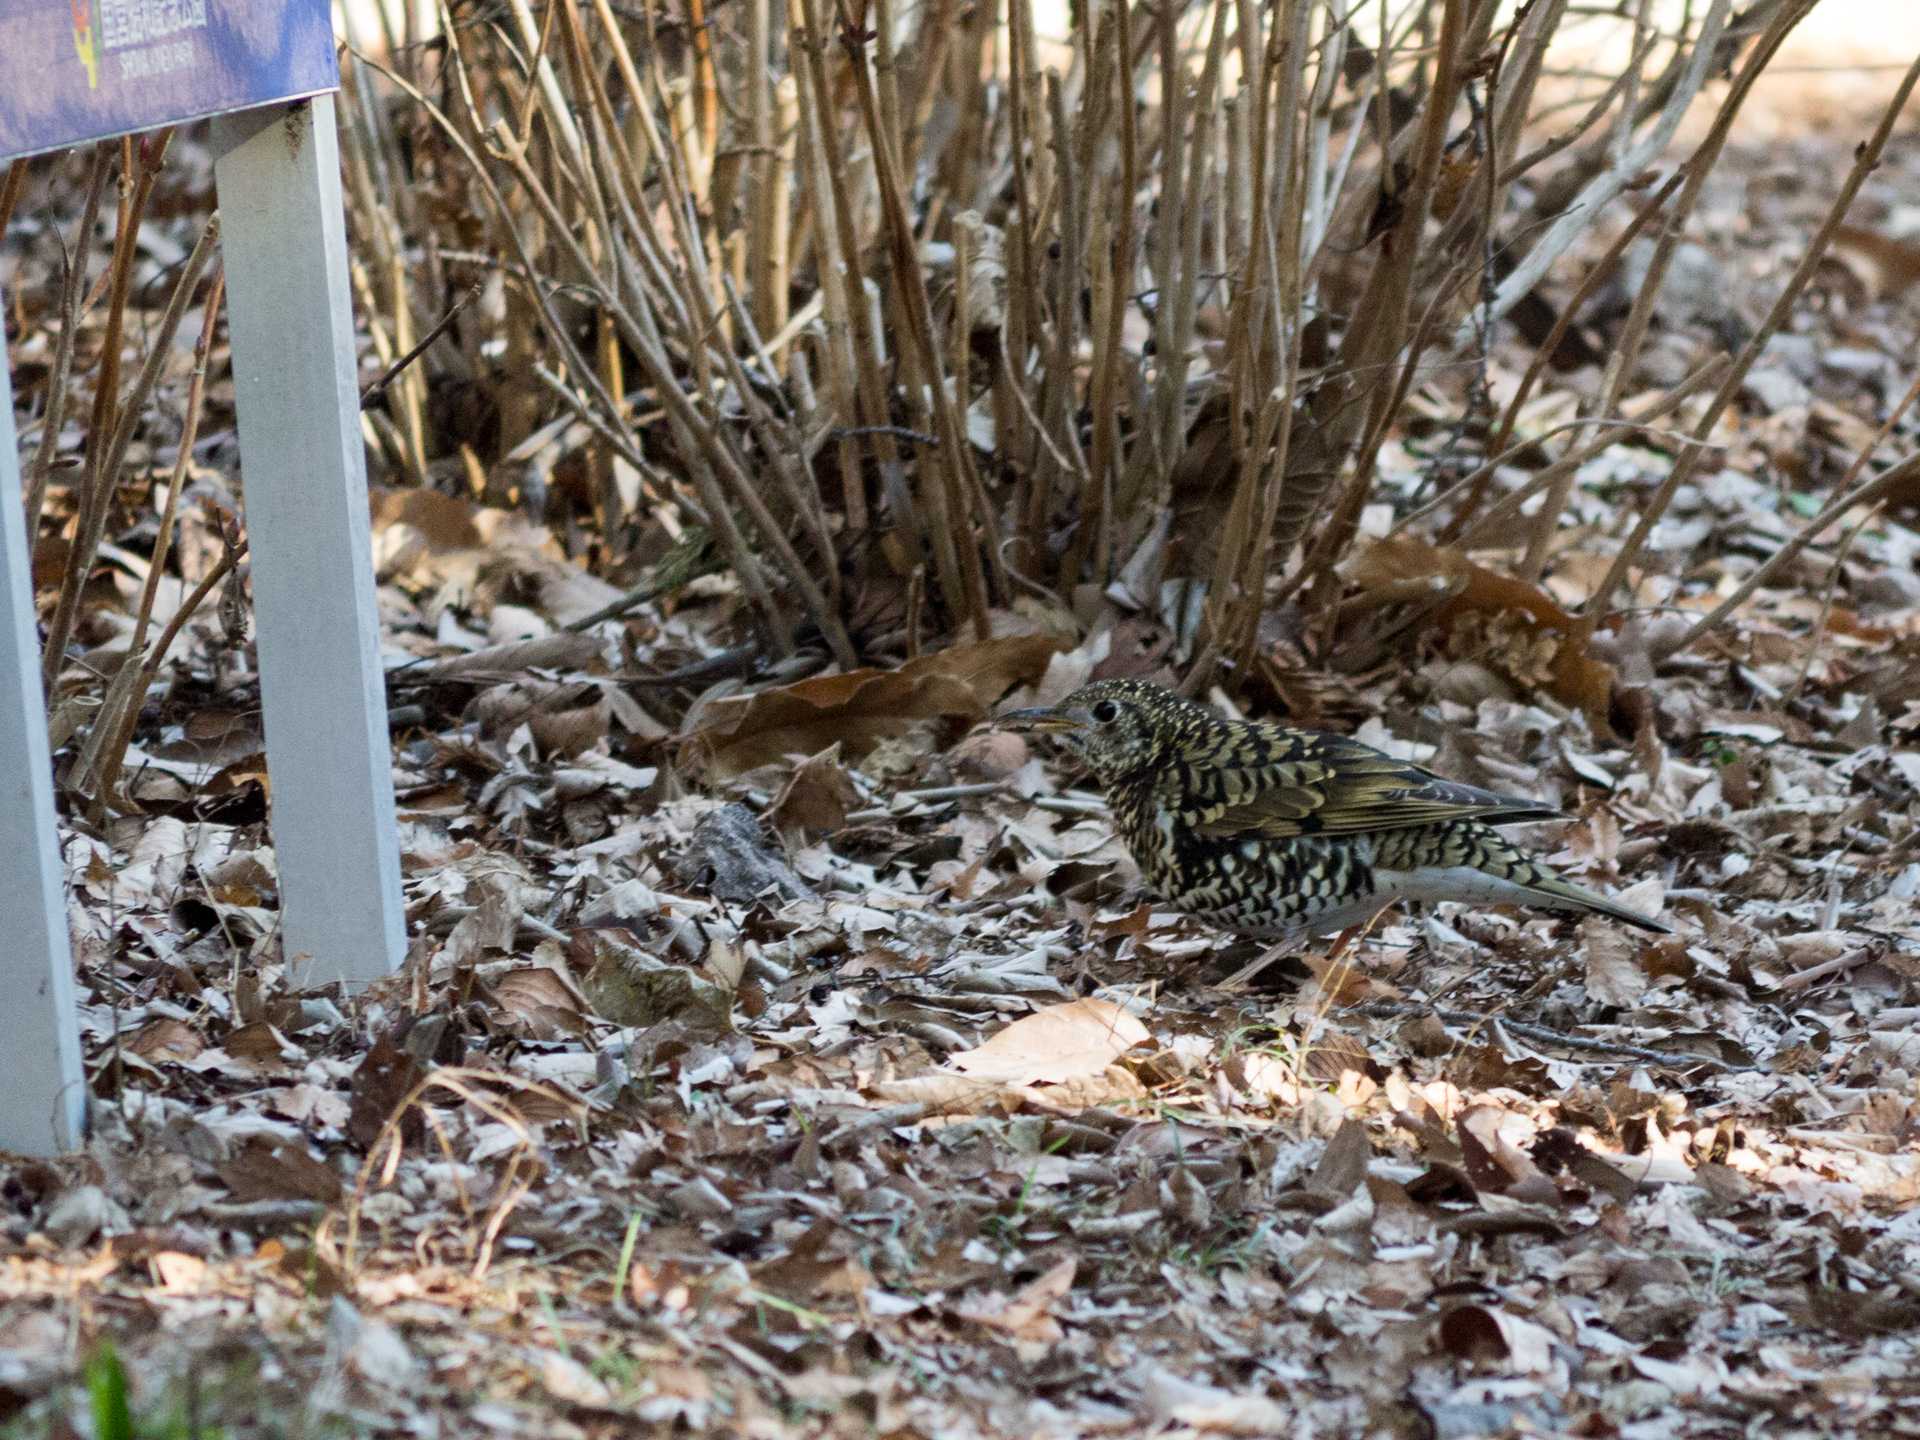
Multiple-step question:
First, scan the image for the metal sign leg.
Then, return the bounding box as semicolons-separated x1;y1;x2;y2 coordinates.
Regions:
212;96;405;986
0;347;86;1154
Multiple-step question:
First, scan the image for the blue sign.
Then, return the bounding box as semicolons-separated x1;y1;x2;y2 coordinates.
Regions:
0;0;337;161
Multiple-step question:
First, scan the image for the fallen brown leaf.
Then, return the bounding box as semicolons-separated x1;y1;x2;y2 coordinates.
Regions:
487;964;593;1039
125;1018;203;1064
1438;1304;1557;1373
686;634;1064;778
216;1136;344;1204
1347;535;1617;723
347;1027;427;1150
948;998;1150;1086
767;744;861;834
956;1256;1076;1349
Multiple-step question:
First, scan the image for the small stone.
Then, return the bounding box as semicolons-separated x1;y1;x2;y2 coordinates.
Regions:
41;1186;128;1248
1741;366;1810;415
1762;331;1820;382
950;728;1030;781
1857;570;1920;611
1822;347;1889;381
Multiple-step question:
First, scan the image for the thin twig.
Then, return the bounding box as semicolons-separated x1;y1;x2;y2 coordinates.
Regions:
42;207;218;696
1351;1000;1762;1072
23;150;111;539
359;279;483;407
1603;49;1920;635
1668;453;1920;657
77;269;228;815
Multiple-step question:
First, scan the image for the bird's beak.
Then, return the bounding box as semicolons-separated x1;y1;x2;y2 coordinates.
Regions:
999;705;1085;735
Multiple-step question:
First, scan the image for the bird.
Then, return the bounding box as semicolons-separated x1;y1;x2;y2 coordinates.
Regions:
1002;679;1669;956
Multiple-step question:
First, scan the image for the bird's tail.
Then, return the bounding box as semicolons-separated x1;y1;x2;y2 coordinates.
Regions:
1515;871;1671;934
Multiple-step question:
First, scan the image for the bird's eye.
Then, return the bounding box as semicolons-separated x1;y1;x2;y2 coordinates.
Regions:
1090;699;1120;724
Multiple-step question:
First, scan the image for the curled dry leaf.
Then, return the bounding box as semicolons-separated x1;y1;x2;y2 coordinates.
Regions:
948;998;1150;1086
125;1017;204;1065
1830;223;1920;300
865;1072;1014;1112
1142;1367;1300;1435
223;1021;300;1064
442;890;521;967
371;485;485;554
1458;1105;1556;1200
767;744;861;835
570;930;734;1034
1347;536;1616;723
151;1252;207;1293
346;1028;427;1150
867;1057;1139;1115
752;1219;873;1303
1299;940;1380;1003
1297;1025;1378;1083
538;1350;614;1409
527;691;612;758
216;1136;344;1204
487;965;592;1040
1439;1304;1558;1373
947;726;1031;781
1032;1066;1151;1110
685;634;1065;778
1306;1117;1374;1200
467;679;606;749
1583;918;1650;1007
955;1256;1076;1349
424;633;603;682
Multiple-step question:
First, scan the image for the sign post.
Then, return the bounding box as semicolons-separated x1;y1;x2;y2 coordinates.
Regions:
0;353;85;1154
1;1;407;1154
211;98;407;990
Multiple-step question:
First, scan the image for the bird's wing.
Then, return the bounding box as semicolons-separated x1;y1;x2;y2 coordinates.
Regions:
1182;732;1559;840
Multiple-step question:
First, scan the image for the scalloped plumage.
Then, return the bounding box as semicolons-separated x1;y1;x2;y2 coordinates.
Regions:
1007;679;1669;941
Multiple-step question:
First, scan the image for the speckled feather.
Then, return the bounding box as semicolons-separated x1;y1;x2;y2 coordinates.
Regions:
1012;679;1668;941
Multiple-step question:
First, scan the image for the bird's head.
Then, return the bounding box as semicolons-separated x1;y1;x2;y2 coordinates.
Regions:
1000;678;1184;783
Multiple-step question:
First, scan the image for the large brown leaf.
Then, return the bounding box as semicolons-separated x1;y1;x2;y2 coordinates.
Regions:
685;634;1065;778
1347;536;1616;722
